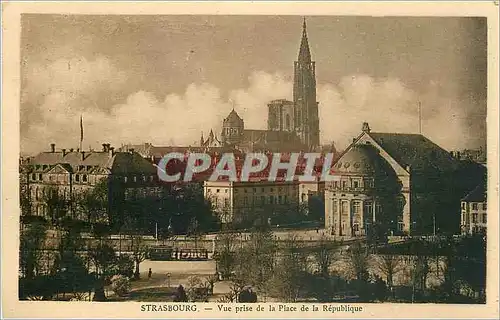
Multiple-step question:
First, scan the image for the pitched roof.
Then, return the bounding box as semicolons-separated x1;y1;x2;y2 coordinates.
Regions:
368;132;459;172
462;183;486;202
26;150;156;174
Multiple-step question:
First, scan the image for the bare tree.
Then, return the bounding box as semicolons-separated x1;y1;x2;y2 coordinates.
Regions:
271;234;309;302
346;241;371;281
130;234;148;280
375;254;402;293
313;235;342;276
214;231;240;280
19;222;48;279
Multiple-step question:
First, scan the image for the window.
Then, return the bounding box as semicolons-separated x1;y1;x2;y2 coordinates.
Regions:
142;175;146;182
342;181;347;189
261;188;265;192
301;193;306;202
253;188;256;193
364;201;373;217
243;197;248;206
284;195;288;203
261;196;265;204
352;201;360;214
124;176;128;183
38;173;42;180
31;173;36;180
270;188;274;192
472;203;478;210
341;201;348;215
216;189;220;193
461;202;466;210
482;213;487;223
75;175;80;182
225;189;228;193
353;181;359;189
482;203;487;210
278;195;283;204
49;175;54;181
353;224;359;232
398;222;404;231
279;187;282;192
269;196;274;204
224;199;230;207
473;213;478;223
133;176;137;183
82;175;87;182
332;200;338;214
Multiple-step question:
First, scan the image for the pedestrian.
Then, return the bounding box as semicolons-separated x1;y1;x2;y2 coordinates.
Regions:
148;268;152;280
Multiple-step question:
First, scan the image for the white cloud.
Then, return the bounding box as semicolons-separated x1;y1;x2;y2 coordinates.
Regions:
21;67;481;155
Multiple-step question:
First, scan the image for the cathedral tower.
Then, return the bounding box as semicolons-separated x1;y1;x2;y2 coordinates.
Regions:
293;18;320;150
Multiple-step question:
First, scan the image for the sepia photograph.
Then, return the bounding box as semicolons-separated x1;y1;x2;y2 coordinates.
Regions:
2;1;499;319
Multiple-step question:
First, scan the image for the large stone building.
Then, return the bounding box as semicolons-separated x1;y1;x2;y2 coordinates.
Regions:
324;123;485;236
19;143;163;226
203;179;299;226
204;19;320;153
461;183;487;235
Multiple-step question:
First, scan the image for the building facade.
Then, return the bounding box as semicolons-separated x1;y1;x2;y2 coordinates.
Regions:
203;179;299;226
324;123;485;236
461;183;487;235
20;143;163;226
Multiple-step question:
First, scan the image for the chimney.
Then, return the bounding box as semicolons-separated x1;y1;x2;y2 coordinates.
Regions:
62;149;67;156
456;151;461;159
102;143;108;152
70;148;74;152
50;143;55;153
129;148;135;154
362;122;371;133
109;147;115;157
81;151;86;161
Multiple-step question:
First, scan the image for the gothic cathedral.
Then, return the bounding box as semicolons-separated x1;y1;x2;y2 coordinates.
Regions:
201;18;321;152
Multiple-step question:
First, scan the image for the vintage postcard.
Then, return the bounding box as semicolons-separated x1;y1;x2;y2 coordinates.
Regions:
2;1;499;319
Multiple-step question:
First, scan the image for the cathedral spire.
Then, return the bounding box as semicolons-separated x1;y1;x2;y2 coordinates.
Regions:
298;17;311;63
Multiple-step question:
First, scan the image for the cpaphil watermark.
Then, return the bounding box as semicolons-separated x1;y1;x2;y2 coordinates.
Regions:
155;152;340;183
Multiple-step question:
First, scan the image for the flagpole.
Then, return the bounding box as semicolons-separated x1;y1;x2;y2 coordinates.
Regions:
79;115;84;151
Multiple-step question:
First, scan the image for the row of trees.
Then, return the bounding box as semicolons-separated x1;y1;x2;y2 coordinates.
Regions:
213;227;486;303
21;179;220;236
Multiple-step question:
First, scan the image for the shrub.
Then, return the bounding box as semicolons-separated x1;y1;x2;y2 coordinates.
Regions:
110;275;131;297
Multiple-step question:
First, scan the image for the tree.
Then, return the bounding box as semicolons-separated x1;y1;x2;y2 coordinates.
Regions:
19;222;47;279
346;242;370;282
173;285;188;302
233;226;276;300
88;243;117;301
410;255;430;302
130;235;148;280
313;235;341;277
187;217;202;249
271;234;309;302
77;179;110;226
43;186;70;227
375;254;402;294
346;241;372;302
214;231;240;280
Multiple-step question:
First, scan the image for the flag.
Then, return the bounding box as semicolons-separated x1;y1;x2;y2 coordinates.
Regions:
80;115;84;143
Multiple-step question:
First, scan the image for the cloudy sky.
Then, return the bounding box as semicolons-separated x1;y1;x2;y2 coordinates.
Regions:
20;15;487;155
